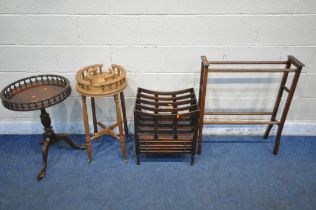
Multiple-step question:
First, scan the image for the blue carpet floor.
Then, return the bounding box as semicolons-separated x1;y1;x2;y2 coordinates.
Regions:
0;135;315;210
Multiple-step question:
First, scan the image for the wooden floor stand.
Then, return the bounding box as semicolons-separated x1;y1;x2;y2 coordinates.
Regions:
76;64;129;162
198;55;304;155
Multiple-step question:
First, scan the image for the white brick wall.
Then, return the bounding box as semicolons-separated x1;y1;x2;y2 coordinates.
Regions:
0;0;316;134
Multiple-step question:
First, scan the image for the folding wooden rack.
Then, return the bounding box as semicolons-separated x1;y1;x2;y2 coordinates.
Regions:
198;55;304;155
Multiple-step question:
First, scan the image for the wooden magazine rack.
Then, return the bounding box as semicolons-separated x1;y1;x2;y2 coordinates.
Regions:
198;55;304;155
134;88;200;165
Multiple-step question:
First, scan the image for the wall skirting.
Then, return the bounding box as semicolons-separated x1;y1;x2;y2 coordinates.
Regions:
0;121;315;136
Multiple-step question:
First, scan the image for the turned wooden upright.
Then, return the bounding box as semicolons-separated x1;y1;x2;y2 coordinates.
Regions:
76;64;129;162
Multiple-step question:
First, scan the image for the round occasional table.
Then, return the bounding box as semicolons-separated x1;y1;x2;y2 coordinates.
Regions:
76;64;128;162
0;74;85;181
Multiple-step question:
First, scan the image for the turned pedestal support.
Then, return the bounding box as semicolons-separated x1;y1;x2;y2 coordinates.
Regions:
37;108;85;181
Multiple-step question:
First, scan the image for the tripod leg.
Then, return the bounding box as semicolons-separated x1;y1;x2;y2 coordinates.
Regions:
56;134;86;150
37;137;50;181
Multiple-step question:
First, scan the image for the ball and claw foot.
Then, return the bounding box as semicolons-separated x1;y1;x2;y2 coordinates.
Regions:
37;170;45;181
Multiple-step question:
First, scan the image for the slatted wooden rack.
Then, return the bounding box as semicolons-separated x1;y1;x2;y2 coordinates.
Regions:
134;88;200;165
198;55;304;155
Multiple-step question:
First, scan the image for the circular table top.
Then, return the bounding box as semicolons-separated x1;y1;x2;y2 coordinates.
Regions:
0;74;71;111
76;64;127;97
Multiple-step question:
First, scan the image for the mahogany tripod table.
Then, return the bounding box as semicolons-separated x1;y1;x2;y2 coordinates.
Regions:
198;55;304;155
0;74;85;181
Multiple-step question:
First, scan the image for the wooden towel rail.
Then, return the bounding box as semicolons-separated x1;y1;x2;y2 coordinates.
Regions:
198;55;304;155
